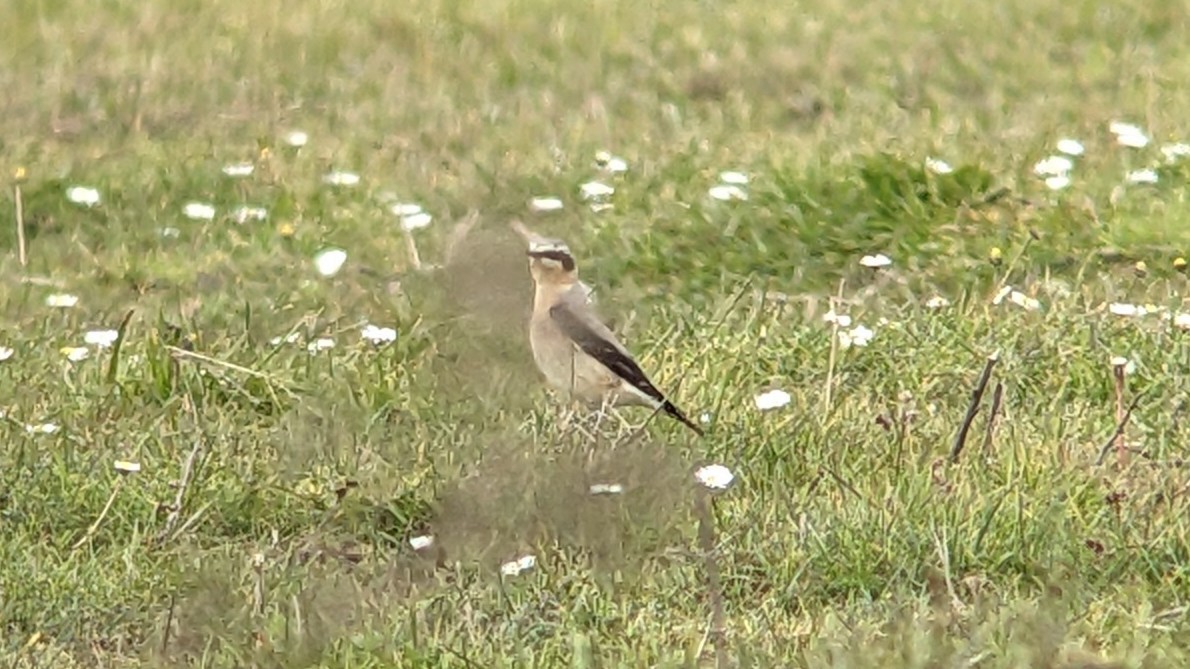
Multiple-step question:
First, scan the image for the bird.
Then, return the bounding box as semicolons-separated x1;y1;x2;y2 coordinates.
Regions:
511;221;703;436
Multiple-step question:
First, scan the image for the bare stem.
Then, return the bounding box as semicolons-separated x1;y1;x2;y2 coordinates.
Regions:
695;491;729;669
156;439;204;544
822;280;846;415
1097;391;1145;466
1113;361;1128;466
14;184;27;266
72;477;126;549
403;227;423;271
950;352;999;463
980;381;1004;457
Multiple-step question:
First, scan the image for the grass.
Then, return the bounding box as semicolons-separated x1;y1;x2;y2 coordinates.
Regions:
1;0;1189;666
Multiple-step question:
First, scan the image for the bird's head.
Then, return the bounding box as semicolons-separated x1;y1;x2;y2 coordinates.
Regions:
511;221;579;286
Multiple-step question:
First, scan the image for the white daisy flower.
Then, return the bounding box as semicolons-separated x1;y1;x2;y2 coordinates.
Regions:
400;212;433;231
313;248;348;277
839;324;875;348
1045;175;1072;191
159;227;181;238
1008;291;1041;311
1110;121;1149;148
708;185;748;201
0;346;14;361
925;296;951;309
859;253;892;268
306;338;335;354
824;310;853;328
694;464;735;490
113;460;141;474
589;483;624;495
390;202;423;217
580;181;615;200
699;411;713;425
529;196;564;212
269;332;301;346
1117;134;1150;149
222;163;254;177
46;294;79;308
1109;121;1144;136
754;389;791;411
322;171;360;187
1109;303;1147;317
719;171;749;185
500;554;537;576
1161;143;1190;162
1034;155;1074;177
66;186;100;207
25;422;60;434
83;329;119;348
1109;356;1138;375
232;206;268;224
1173;312;1190;330
925;157;954;174
409;535;435;551
182;202;216;220
1056;139;1085;156
604;157;628;174
284;130;309;147
1126;169;1159;185
61;346;90;362
361;324;397;345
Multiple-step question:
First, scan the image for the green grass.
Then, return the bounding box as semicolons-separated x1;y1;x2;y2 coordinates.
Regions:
2;0;1190;666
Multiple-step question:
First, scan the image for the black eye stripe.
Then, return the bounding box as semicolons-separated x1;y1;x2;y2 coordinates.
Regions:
528;250;576;271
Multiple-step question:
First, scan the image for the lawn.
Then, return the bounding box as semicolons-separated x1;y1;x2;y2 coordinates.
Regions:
2;0;1190;667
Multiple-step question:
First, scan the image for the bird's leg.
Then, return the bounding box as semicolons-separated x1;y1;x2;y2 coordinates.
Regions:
591;396;608;436
555;395;599;447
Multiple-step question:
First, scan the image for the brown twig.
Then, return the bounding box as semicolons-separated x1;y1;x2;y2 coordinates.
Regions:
1096;392;1146;465
1112;358;1129;466
950;352;1000;463
694;490;729;669
160;594;176;656
980;381;1004;457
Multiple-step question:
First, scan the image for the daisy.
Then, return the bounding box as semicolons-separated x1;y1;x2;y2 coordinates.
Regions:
500;554;537;576
694;464;735;490
529;196;564;212
361;324;397;345
313;248;347;277
323;171;361;187
182;202;216;220
222;163;255;177
66;186;100;207
754;389;791;411
708;185;748;201
83;329;119;348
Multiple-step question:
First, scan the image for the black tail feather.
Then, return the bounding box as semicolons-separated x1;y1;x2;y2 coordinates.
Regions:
663;400;704;437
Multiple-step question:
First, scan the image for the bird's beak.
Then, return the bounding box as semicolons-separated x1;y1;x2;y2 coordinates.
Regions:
509;220;536;246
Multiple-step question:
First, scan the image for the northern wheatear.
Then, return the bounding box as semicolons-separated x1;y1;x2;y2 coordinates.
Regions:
511;221;703;436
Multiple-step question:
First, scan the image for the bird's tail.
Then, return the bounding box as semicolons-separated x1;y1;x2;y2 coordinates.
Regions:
662;400;704;437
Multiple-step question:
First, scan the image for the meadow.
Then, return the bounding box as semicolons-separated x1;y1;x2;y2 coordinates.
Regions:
2;0;1190;666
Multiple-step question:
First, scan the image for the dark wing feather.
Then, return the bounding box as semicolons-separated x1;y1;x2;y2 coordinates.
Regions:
549;301;705;436
548;303;666;404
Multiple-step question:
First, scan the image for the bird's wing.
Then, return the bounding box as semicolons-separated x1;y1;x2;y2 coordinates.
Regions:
548;295;667;406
